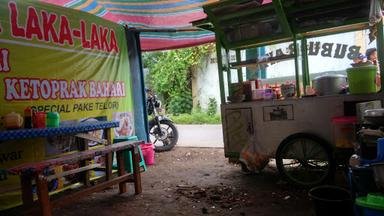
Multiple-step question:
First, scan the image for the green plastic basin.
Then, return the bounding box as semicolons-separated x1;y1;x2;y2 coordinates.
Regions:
355;193;384;211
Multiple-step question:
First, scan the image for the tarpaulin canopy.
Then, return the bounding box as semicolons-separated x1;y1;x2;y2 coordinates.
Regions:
40;0;218;51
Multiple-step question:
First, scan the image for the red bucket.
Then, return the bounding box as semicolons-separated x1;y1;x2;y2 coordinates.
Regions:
140;143;155;165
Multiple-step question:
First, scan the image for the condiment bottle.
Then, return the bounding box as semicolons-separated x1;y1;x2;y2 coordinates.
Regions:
46;112;60;128
4;112;23;129
24;107;32;128
33;112;46;128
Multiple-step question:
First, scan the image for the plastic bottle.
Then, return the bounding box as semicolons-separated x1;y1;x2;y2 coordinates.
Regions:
46;112;60;128
24;107;32;129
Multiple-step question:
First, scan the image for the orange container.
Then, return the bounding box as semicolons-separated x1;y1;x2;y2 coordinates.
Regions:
332;116;357;148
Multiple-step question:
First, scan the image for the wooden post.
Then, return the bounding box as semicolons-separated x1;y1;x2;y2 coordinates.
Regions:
116;151;127;194
104;128;113;180
215;38;226;104
78;137;90;187
20;174;34;209
35;174;52;216
132;145;142;194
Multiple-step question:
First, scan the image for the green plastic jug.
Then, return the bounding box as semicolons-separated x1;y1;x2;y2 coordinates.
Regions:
347;65;377;94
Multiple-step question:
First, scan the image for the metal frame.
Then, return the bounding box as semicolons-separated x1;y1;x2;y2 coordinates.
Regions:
202;0;382;102
236;50;243;83
301;38;310;89
293;37;300;97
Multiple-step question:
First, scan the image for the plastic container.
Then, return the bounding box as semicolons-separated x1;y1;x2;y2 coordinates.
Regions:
4;112;23;129
358;131;380;160
46;112;60;128
377;138;384;162
360;136;384;164
347;66;377;94
242;81;252;101
252;89;264;100
331;116;357;148
140;143;155;165
309;185;354;216
263;88;273;100
230;83;243;96
371;163;384;191
349;166;378;197
281;83;295;98
33;112;46;128
355;193;384;216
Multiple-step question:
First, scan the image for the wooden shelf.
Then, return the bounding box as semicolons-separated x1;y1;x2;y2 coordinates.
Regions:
230;54;295;69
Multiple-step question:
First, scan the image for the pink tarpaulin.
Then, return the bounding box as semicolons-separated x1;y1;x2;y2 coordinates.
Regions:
41;0;272;51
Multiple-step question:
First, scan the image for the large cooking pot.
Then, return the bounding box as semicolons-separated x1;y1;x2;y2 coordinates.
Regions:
312;74;347;96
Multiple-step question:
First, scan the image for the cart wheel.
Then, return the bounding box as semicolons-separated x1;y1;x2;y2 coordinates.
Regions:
276;133;335;187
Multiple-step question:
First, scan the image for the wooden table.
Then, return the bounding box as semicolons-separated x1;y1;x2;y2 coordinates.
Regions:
3;121;142;216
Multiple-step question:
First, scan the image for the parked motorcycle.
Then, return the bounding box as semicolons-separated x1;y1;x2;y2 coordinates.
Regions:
146;89;179;152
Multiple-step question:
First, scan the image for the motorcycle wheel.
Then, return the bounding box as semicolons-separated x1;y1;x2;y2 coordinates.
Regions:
149;119;179;152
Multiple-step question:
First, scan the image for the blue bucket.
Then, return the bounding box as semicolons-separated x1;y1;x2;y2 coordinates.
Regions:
377;138;384;162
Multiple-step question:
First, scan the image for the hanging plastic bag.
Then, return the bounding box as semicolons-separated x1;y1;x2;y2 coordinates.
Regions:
239;136;270;173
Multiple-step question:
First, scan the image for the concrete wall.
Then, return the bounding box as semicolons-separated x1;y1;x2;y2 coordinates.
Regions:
192;52;221;113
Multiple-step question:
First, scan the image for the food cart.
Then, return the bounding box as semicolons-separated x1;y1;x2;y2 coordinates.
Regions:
196;0;384;186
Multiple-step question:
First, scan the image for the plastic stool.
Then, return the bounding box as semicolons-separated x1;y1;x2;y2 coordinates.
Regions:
127;145;147;173
113;136;147;173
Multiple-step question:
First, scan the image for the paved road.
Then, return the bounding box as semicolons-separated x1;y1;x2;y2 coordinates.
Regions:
175;124;224;148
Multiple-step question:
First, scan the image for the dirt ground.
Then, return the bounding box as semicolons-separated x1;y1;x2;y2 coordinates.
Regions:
3;147;315;216
49;147;313;216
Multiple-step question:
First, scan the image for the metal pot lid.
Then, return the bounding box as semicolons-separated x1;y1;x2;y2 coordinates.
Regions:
364;109;384;117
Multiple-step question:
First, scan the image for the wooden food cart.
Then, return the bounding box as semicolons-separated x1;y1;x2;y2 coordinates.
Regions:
196;0;384;186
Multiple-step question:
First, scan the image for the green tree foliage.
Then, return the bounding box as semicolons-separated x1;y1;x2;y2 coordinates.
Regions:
207;97;217;116
143;44;214;114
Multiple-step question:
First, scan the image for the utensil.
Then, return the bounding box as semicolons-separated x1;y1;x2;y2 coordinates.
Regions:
312;74;347;96
364;109;384;125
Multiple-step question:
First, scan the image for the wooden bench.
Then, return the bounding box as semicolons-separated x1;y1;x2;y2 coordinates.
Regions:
8;140;143;216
